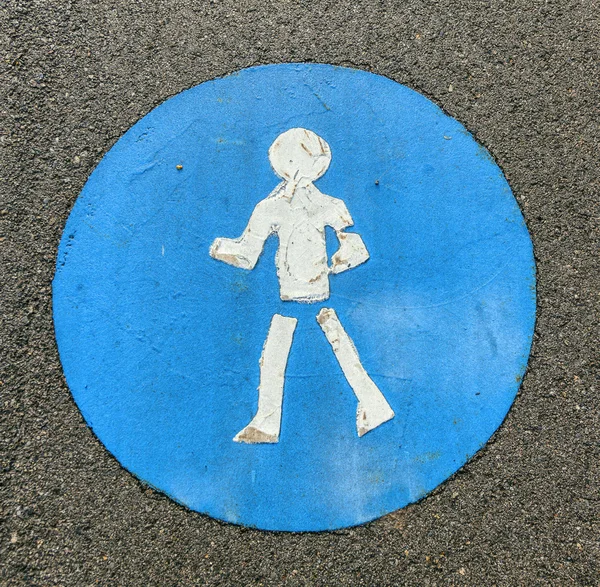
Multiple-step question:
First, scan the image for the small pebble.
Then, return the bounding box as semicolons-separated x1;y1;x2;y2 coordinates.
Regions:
176;164;183;170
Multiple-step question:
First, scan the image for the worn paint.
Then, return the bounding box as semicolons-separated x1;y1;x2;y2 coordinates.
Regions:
52;63;536;532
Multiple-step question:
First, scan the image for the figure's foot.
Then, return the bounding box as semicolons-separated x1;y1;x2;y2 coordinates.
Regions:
356;401;395;437
233;425;279;444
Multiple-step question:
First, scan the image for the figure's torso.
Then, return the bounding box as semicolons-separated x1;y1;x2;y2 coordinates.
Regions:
263;182;352;303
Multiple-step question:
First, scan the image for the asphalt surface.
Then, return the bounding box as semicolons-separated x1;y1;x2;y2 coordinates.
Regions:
1;0;598;585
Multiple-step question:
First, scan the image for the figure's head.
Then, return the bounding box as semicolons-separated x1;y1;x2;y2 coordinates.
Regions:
268;128;331;182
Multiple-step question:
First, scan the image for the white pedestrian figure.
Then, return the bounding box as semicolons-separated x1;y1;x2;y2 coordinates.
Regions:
210;128;394;443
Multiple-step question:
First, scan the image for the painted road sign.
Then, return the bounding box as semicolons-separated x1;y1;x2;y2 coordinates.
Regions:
53;63;536;531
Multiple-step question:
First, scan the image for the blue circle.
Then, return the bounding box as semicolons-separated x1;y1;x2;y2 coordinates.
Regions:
53;63;536;531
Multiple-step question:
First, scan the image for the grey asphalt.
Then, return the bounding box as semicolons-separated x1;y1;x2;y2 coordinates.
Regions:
1;0;598;585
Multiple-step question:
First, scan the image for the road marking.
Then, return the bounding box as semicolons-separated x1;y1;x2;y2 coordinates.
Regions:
53;63;536;531
211;128;389;442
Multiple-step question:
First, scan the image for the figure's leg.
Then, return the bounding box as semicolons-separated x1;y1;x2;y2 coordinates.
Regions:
317;308;394;437
234;313;297;444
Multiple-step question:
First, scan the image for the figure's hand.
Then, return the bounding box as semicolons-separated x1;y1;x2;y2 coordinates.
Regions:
330;231;370;274
210;237;226;258
209;237;254;269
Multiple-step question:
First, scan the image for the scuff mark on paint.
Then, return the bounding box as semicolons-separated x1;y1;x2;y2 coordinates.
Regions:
57;230;77;268
475;144;496;164
130;160;157;177
412;451;441;464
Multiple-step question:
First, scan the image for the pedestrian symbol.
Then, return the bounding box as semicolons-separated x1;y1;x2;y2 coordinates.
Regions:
53;63;536;531
210;128;394;443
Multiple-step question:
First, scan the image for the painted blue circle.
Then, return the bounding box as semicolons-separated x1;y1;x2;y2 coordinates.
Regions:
53;63;536;531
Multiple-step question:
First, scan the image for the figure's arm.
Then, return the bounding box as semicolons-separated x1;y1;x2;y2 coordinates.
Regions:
210;201;274;270
330;231;370;274
327;198;370;274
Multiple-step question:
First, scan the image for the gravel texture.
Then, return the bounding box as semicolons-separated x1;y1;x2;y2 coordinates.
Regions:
1;0;598;585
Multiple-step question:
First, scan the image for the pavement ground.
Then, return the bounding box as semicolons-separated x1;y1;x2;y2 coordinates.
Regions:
1;1;598;585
